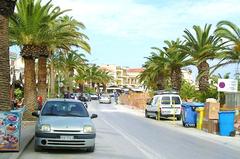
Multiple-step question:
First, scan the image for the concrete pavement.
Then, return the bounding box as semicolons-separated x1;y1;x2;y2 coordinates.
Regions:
116;103;240;151
3;101;240;159
19;101;240;159
0;121;35;159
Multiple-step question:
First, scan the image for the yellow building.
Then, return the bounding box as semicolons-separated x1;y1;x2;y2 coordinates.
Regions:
100;65;144;88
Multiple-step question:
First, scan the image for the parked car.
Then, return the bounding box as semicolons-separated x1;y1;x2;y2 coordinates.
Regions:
32;99;97;152
145;91;182;120
99;94;111;104
90;93;99;100
83;93;91;101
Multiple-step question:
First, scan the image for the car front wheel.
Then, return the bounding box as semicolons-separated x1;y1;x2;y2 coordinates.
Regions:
86;145;95;152
34;144;42;152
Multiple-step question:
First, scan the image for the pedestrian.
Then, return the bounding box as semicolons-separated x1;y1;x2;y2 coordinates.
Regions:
37;96;43;110
11;98;17;110
114;91;119;104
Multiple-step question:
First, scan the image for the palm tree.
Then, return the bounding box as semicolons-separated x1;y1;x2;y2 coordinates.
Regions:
96;69;113;93
0;0;17;111
59;50;87;92
162;39;193;91
85;65;102;89
38;15;90;101
139;47;169;90
216;20;240;52
75;64;88;93
9;0;66;120
213;21;240;73
183;24;225;92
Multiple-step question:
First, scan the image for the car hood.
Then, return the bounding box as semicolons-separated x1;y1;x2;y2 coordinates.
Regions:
39;116;94;131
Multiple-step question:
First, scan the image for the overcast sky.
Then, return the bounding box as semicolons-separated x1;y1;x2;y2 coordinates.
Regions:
11;0;240;79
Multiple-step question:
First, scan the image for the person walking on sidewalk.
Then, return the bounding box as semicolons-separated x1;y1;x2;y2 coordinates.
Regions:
114;91;119;104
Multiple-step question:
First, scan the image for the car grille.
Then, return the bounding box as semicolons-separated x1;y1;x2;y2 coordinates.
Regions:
47;139;86;146
35;133;96;139
53;130;81;133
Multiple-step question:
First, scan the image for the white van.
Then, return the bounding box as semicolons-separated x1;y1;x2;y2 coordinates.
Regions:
145;92;182;120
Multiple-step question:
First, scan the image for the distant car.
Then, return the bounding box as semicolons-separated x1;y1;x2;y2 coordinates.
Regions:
32;99;97;152
83;93;91;101
90;94;99;100
99;94;111;104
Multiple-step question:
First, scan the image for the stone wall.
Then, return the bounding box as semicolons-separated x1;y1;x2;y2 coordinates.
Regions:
119;92;150;109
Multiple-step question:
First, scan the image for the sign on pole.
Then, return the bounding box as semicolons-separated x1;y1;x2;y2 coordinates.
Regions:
217;79;238;92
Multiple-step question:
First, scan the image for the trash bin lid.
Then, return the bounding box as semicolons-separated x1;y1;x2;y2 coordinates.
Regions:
219;111;235;114
182;102;204;107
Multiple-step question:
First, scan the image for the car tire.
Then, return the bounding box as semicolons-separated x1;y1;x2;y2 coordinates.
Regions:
86;145;95;152
34;144;42;152
145;110;149;118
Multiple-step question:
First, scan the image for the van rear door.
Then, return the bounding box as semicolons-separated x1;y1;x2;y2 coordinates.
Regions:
171;96;182;115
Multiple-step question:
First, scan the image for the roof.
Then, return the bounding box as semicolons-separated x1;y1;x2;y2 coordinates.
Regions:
127;68;144;73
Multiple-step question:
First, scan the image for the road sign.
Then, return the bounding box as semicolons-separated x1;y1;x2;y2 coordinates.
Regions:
217;79;238;92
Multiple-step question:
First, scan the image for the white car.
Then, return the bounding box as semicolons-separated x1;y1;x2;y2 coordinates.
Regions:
99;94;111;104
90;94;99;100
145;91;182;120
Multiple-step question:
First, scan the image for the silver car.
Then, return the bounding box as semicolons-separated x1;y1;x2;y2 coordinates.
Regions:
99;94;111;104
32;99;97;152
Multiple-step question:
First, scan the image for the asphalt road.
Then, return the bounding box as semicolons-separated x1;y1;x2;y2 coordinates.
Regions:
19;100;240;159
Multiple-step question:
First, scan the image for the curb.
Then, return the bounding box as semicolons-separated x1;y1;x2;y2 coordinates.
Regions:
9;135;34;159
4;123;35;159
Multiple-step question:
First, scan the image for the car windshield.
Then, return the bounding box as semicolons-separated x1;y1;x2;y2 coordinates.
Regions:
41;101;89;117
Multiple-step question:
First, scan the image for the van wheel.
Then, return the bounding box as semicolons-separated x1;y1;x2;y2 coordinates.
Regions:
176;115;181;121
145;110;149;118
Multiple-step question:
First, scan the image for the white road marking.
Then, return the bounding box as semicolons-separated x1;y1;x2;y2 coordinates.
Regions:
101;117;166;159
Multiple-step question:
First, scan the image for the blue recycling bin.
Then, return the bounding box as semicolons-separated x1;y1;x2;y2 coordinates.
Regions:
181;102;204;127
219;111;235;136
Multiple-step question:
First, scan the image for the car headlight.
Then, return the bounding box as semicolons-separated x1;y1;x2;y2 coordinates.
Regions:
40;124;51;132
83;125;94;133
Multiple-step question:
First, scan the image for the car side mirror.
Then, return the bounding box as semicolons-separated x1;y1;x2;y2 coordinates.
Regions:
32;111;40;117
91;114;98;119
146;101;151;105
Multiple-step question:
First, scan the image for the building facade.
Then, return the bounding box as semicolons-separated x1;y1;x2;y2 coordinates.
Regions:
100;64;144;88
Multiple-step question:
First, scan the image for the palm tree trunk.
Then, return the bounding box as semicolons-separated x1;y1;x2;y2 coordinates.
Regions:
68;69;74;92
0;15;11;111
197;61;210;92
50;62;56;97
171;68;182;91
103;83;107;93
97;83;100;93
79;83;84;93
156;74;165;90
92;82;95;89
38;56;47;102
23;57;37;120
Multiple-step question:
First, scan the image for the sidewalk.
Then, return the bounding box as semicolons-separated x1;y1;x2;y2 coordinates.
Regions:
116;104;240;151
0;121;35;159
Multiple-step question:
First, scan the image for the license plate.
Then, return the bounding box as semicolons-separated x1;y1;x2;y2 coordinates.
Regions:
60;135;74;140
